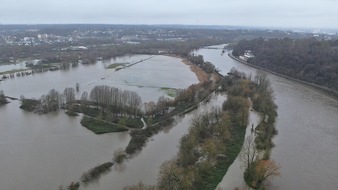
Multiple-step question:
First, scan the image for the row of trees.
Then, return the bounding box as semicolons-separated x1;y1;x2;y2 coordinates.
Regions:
188;54;217;74
20;84;142;116
224;69;278;150
252;72;278;151
233;37;338;90
89;85;142;116
220;69;280;189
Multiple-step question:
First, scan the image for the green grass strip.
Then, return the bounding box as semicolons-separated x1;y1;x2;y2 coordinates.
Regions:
80;116;128;134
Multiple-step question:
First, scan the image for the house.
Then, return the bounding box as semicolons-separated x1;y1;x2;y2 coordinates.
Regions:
240;50;255;61
244;50;255;59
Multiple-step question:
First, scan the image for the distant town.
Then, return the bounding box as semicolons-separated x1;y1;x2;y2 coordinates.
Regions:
1;24;337;64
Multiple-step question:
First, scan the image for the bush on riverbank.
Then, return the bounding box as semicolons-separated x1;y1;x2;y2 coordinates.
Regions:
113;148;127;164
19;98;40;111
0;91;9;106
125;117;174;154
81;162;113;183
80;116;128;134
65;110;79;116
251;71;278;153
106;63;127;69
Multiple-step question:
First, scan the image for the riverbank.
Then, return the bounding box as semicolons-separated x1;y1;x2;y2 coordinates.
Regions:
228;53;338;98
168;54;209;82
182;58;209;82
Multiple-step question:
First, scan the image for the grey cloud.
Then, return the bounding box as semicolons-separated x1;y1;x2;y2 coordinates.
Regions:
0;0;337;29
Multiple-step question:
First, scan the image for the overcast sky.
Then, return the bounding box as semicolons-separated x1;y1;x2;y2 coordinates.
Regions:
0;0;337;29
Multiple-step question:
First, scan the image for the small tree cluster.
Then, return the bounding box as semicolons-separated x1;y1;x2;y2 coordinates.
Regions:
0;90;9;105
90;85;142;116
81;162;113;183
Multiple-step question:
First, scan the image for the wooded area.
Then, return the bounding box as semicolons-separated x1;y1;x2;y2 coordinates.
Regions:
233;38;338;90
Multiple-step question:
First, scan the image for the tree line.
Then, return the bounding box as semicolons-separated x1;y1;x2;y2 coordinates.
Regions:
20;84;142;116
187;54;217;74
232;37;338;90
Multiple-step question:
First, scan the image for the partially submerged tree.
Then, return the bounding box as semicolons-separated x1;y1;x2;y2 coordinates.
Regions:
0;90;9;105
113;148;127;164
123;181;156;190
241;135;281;189
64;87;75;106
158;159;181;190
240;135;259;180
254;159;280;187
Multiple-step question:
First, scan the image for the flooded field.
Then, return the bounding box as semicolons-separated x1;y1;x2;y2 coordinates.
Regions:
2;45;338;190
0;54;198;190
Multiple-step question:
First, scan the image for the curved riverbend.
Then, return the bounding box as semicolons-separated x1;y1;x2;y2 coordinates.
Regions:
195;45;338;190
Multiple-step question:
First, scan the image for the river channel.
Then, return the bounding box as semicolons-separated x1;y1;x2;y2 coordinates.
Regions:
194;45;338;190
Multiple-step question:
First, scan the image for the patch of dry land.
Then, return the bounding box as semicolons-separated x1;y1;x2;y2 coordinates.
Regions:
181;58;209;82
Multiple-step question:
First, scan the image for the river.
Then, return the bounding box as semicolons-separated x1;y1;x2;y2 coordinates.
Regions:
1;46;338;190
194;45;338;190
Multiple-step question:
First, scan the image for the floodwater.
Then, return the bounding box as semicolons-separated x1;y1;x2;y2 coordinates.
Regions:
0;54;198;190
194;45;338;190
0;61;27;73
0;55;197;102
2;45;338;190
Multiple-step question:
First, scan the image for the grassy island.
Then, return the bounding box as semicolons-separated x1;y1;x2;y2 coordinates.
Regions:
106;63;127;69
80;116;128;134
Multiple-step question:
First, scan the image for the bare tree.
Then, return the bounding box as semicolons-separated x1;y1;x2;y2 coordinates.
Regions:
81;91;88;101
76;82;80;92
123;181;156;190
64;87;75;105
158;159;181;190
0;90;8;105
240;135;259;178
40;89;61;112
